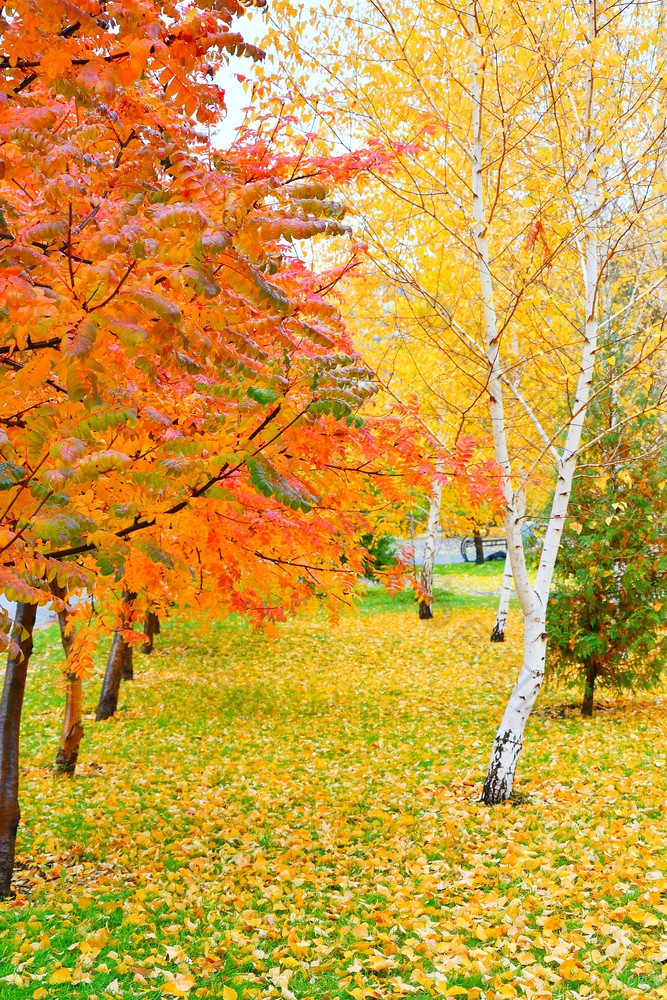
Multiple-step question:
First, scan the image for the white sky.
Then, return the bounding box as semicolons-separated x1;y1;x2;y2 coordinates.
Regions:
214;1;320;148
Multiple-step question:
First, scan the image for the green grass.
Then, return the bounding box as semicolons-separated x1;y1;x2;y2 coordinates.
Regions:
432;561;507;578
360;559;507;614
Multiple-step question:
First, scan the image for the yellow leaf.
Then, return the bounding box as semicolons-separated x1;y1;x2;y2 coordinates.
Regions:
223;988;238;1000
446;988;468;997
49;967;73;984
33;990;48;1000
173;973;196;992
559;959;584;981
162;985;187;998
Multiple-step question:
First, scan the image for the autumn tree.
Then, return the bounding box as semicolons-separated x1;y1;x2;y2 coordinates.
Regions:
267;0;667;800
0;0;435;895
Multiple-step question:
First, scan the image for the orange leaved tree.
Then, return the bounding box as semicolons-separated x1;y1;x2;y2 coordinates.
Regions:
0;0;438;895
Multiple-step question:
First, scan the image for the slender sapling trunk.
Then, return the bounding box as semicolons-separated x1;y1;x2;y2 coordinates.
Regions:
581;660;598;716
142;610;159;654
96;632;129;721
50;582;84;776
55;673;84;775
96;591;136;721
490;551;513;642
473;529;485;565
419;476;442;620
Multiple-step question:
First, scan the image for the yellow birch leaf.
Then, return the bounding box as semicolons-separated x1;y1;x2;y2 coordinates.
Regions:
162;985;187;998
49;967;73;984
559;959;584;981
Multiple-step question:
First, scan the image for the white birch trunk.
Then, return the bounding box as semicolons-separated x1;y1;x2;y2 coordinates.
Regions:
467;0;601;803
490;551;513;642
419;476;442;620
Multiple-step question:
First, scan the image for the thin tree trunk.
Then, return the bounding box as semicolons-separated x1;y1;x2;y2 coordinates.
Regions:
419;476;442;620
481;607;546;803
96;591;136;721
473;529;485;565
490;551;513;642
49;582;85;775
96;632;128;721
0;602;37;898
49;582;72;660
142;610;159;654
122;643;133;681
581;660;598;716
55;673;84;775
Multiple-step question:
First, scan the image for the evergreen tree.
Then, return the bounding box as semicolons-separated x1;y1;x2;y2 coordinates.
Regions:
547;405;666;715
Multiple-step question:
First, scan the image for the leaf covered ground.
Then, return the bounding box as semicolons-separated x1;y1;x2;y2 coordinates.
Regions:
1;568;666;1000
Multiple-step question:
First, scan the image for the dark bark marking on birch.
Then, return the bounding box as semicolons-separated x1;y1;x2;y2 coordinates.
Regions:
490;621;505;642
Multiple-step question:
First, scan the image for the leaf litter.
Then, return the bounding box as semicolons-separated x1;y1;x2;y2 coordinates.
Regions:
0;597;666;1000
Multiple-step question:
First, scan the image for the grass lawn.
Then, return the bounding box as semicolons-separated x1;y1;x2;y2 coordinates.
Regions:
1;575;666;999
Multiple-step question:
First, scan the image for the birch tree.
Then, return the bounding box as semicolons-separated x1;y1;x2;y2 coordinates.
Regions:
418;473;442;619
268;0;667;800
490;552;513;642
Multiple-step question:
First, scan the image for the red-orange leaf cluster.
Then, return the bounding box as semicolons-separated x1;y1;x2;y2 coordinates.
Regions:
0;0;437;643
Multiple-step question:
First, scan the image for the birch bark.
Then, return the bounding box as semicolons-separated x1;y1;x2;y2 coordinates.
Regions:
490;551;513;642
466;0;601;803
419;476;442;619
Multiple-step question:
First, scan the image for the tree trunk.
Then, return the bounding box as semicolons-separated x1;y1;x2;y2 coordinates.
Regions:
55;673;84;775
419;476;442;620
49;582;72;660
142;610;159;654
0;602;37;898
581;660;598;717
96;591;136;721
481;608;546;804
122;643;133;681
473;529;485;565
490;551;513;642
49;582;84;775
469;0;600;802
96;632;128;721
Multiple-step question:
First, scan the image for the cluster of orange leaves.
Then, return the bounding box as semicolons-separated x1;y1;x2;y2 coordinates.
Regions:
0;0;495;655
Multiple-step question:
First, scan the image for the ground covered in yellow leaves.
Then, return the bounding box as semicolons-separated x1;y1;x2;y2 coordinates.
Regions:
1;575;667;1000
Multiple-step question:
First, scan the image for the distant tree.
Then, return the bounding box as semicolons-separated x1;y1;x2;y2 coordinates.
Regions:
547;409;666;716
362;532;398;580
